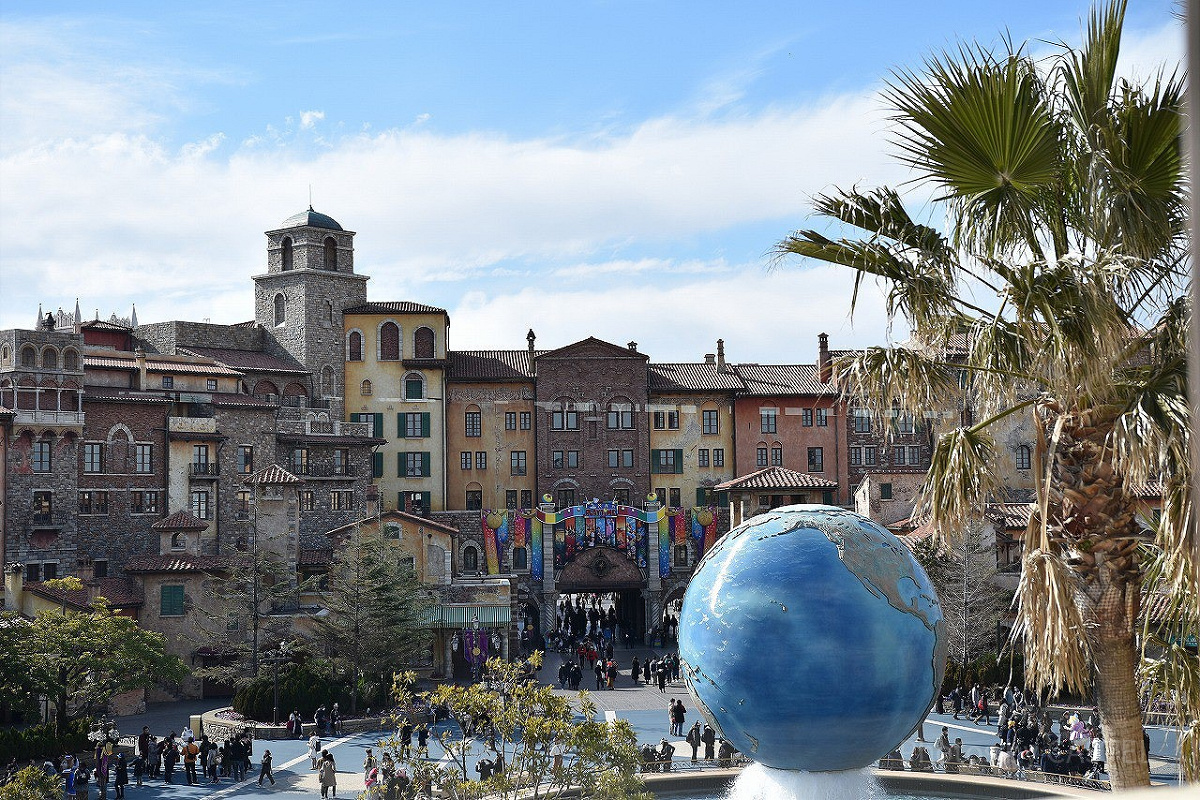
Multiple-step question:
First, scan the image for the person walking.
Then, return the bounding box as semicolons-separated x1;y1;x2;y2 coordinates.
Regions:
701;723;716;761
182;736;200;785
258;750;275;786
686;722;702;763
308;734;322;770
318;752;337;798
671;699;686;737
935;727;951;769
417;725;429;759
630;656;640;684
363;748;377;782
112;754;127;800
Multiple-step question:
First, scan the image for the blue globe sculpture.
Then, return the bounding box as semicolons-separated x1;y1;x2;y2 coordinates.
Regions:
679;505;946;773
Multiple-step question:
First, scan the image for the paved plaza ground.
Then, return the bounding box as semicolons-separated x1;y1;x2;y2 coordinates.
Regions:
106;644;1182;799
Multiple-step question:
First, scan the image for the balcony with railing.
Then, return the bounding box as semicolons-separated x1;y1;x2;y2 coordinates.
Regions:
13;409;85;427
189;462;220;478
291;463;356;478
31;511;63;527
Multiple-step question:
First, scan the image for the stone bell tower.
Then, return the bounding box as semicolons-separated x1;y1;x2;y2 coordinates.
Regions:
253;207;369;417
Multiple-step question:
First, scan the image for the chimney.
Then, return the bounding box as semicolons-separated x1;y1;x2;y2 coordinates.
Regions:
819;332;831;383
527;329;536;358
627;341;638;352
704;354;715;365
4;563;23;612
716;339;726;370
134;347;148;391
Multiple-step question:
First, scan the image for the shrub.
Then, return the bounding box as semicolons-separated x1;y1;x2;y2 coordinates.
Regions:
0;718;90;763
231;661;387;721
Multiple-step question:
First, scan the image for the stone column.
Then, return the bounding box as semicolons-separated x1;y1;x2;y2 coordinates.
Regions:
443;633;453;679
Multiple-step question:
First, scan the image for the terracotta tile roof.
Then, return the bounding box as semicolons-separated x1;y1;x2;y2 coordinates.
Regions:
732;364;838;396
83;389;173;404
179;347;308;374
648;363;744;392
151;510;209;531
124;554;234;573
343;301;447;315
83;350;243;377
714;466;839;491
986;503;1035;530
210;392;277;409
276;433;386;446
448;350;537;381
26;577;143;609
244;464;302;485
299;549;333;567
325;509;459;538
81;319;132;331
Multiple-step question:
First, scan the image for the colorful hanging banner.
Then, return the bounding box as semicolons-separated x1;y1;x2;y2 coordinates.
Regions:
512;513;527;548
658;516;671;578
553;522;566;569
482;513;500;575
463;628;489;667
635;521;649;568
530;516;544;581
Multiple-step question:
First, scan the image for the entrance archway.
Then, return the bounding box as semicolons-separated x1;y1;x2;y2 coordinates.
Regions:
557;546;647;645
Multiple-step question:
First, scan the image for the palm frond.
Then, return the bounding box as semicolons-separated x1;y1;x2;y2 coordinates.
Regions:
1057;0;1125;138
1015;548;1092;695
917;425;1001;540
834;346;962;435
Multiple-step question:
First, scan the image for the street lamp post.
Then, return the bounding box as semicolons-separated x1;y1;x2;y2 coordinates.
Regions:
264;641;292;726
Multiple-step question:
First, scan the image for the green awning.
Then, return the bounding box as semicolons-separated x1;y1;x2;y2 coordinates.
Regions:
422;604;512;629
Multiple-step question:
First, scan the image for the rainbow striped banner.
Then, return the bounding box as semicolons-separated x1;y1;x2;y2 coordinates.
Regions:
530;517;544;581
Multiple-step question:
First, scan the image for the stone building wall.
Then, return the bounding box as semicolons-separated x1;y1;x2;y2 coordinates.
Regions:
135;321;264;355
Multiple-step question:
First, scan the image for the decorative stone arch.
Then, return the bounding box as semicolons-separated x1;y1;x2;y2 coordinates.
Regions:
19;345;37;368
273;293;287;326
283;382;307;398
559;546;646;591
253;379;279;397
459;539;482;574
62;348;80;371
402;371;425;400
413;326;435;359
40;346;59;370
106;423;133;443
346;328;364;362
377;320;401;361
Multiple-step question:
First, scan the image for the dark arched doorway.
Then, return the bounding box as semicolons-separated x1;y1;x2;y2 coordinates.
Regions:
558;546;647;645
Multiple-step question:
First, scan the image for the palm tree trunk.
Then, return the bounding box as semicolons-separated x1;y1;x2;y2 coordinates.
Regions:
1090;601;1150;789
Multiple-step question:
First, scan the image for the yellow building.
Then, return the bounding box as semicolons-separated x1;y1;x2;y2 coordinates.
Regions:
343;302;449;514
445;350;537;512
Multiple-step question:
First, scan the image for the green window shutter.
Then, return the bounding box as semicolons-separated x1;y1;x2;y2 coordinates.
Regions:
650;450;660;474
160;585;185;616
373;413;384;438
674;449;684;474
421;492;431;511
398;413;406;438
373;452;383;478
421;452;431;477
420;412;431;438
350;412;362;423
696;488;708;506
822;490;834;504
397;452;404;476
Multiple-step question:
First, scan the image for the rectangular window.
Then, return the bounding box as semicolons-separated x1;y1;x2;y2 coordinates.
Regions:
667;410;679;430
614;488;629;505
674;544;689;568
713;448;724;467
32;491;53;520
669;487;681;507
652;449;682;474
476;451;487;470
909;445;921;466
191;490;210;520
237;445;253;474
880;482;893;500
192;444;210;473
292;447;309;475
461;451;472;470
161;375;174;389
206;378;218;392
31;441;51;472
299;490;315;511
802;409;813;427
760;407;777;434
896;413;915;434
333;448;348;474
405;377;424;399
351;412;384;438
511;450;527;476
505;412;517;430
756;446;768;467
401;491;431;515
893;446;907;466
521;490;533;508
771;445;783;466
653;411;665;429
557;488;575;508
402;412;430;438
465;490;483;510
552;450;564;469
331;490;354;511
236;490;251;519
864;446;877;466
698;449;709;468
815;408;828;427
136;443;153;474
520;411;531;430
93;560;108;579
505;490;519;509
91;491;108;514
465;411;482;437
25;564;40;583
608;449;620;469
83;442;104;473
702;409;719;435
551;407;578;430
655;487;666;505
160;585;185;617
130;490;159;514
853;408;871;433
513;546;528;570
372;452;384;478
622;449;633;468
808;447;824;472
849;447;862;466
566;450;579;468
402;452;431;477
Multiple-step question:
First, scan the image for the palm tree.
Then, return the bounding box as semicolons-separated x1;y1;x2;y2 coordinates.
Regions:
774;1;1191;789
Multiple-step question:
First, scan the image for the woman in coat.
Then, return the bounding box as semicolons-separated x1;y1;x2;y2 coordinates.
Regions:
318;751;337;798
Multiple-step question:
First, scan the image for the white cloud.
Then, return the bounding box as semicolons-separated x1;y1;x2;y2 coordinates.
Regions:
299;110;325;130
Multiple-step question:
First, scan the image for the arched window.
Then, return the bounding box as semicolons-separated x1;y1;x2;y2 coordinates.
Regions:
321;366;336;397
360;379;372;396
1;345;8;364
41;348;58;370
379;322;400;361
273;294;286;326
348;331;363;362
281;236;293;270
283;382;307;398
513;546;528;570
1016;444;1032;471
463;544;480;573
171;532;186;551
771;443;783;466
324;301;334;327
403;372;424;400
324;237;338;270
252;380;278;397
414;327;435;359
20;346;36;367
62;349;79;371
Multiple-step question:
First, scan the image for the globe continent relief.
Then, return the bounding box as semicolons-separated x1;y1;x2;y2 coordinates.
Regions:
679;505;947;772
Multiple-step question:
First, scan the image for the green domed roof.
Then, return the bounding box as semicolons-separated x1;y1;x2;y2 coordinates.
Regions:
280;206;343;231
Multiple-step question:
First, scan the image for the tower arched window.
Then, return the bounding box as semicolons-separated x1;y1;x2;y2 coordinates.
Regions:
360;379;372;396
20;346;36;367
1016;444;1032;471
414;327;435;359
463;544;479;573
41;348;58;370
324;301;334;327
273;294;286;326
379;322;400;361
281;237;293;270
321;366;336;397
62;349;79;371
348;331;363;362
324;237;338;271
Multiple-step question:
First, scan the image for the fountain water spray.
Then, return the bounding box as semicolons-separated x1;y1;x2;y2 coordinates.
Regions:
725;764;884;800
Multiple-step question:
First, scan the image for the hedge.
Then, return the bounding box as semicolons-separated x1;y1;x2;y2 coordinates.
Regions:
0;718;91;763
232;661;388;722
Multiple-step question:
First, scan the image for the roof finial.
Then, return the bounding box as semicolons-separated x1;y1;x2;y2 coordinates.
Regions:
131;304;138;328
309;184;313;211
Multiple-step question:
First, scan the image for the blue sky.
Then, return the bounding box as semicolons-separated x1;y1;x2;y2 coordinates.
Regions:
0;1;1183;362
